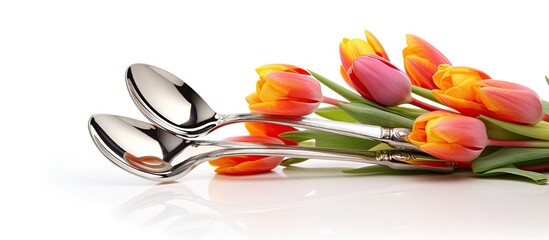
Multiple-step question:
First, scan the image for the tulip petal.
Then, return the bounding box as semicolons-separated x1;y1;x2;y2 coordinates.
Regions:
420;142;483;162
340;38;376;71
249;100;320;116
209;136;285;175
441;81;478;101
214;156;284;175
340;65;353;87
209;155;264;168
433;65;490;91
475;80;543;125
245;122;298;145
256;64;308;78
404;55;438;89
351;56;412;106
260;72;322;102
404;34;451;65
428;116;488;148
245;92;261;105
364;30;389;60
433;91;487;117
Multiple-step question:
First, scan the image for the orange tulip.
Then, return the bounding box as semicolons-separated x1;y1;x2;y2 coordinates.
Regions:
347;54;412;106
433;73;544;125
432;64;491;91
403;34;451;89
409;111;488;163
245;122;297;145
246;64;322;116
209;136;285;175
339;30;389;87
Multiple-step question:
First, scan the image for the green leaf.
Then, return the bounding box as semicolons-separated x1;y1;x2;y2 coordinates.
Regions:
339;102;415;128
367;143;394;151
411;85;441;103
280;130;380;150
475;164;547;184
315;106;356;123
342;165;426;175
479;115;549;140
389;106;427;119
483;118;537;140
472;147;549;173
342;165;396;174
308;70;371;104
542;99;549;114
545;75;549;87
280;158;308;167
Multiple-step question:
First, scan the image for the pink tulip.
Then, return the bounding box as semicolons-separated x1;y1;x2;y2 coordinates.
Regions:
347;54;412;106
433;78;544;125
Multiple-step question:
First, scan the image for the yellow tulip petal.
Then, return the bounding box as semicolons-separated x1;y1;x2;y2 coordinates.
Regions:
340;65;353;87
364;30;389;60
245;92;261;105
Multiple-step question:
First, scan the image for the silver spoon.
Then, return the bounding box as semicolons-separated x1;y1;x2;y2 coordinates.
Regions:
126;63;420;151
88;114;455;182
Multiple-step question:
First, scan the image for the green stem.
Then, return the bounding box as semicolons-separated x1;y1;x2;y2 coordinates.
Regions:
411;85;441;103
518;162;549;172
321;96;347;106
487;139;549;148
409;97;445;111
308;69;415;119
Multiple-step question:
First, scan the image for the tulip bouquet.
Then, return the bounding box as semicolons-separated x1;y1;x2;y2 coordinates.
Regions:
209;30;549;184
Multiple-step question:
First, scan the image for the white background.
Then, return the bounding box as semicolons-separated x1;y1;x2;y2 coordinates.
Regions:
2;1;549;239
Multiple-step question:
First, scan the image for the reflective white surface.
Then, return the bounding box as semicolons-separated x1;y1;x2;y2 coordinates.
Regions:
1;1;549;239
115;169;549;240
45;159;549;240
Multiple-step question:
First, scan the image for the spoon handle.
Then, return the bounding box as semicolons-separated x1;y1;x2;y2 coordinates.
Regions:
218;113;420;151
196;140;455;173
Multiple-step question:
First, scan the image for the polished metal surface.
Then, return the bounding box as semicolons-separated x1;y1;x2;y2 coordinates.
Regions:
126;63;420;150
89;114;455;182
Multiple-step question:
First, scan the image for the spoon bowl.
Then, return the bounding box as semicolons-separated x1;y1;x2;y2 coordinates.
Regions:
126;64;218;138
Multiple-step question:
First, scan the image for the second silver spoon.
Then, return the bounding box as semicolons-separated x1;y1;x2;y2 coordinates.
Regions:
89;114;455;182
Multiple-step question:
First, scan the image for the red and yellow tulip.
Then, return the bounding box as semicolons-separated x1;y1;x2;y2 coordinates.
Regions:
403;34;451;89
432;65;543;125
339;30;389;87
409;111;488;163
246;64;322;116
209;136;285;175
245;122;297;145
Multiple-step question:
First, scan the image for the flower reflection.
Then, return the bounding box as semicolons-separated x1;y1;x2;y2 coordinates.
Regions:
113;169;549;239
